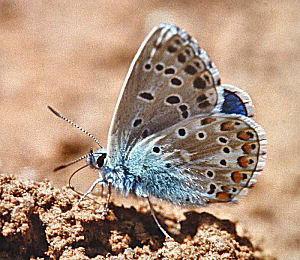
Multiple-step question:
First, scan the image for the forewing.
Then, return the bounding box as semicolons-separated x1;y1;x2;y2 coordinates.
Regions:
127;113;266;206
107;24;222;166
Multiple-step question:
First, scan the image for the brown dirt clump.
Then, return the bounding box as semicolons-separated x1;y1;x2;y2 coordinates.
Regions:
0;174;273;259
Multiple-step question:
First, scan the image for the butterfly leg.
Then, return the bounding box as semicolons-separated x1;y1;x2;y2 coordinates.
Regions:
147;197;172;240
78;178;106;204
99;171;107;197
100;183;104;196
78;177;112;218
99;182;112;218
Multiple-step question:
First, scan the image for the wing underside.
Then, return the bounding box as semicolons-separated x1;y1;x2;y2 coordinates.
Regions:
127;113;266;206
107;24;223;166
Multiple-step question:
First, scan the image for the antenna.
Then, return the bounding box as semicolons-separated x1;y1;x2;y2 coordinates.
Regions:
53;152;91;172
48;105;103;148
68;164;89;190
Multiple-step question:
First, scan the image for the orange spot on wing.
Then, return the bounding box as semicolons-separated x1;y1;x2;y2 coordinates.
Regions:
237;131;250;141
220;121;235;131
238;156;249;168
201;117;216;125
221;186;231;192
216;192;230;201
231;171;243;183
242;144;252;154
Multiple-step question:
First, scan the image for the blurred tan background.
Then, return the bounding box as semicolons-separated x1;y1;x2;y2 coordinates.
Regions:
0;1;299;259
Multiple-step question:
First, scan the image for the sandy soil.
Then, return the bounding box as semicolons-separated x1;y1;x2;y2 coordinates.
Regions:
0;1;299;259
0;174;272;259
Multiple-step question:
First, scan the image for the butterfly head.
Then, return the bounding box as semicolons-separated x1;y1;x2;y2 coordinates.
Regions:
87;148;107;170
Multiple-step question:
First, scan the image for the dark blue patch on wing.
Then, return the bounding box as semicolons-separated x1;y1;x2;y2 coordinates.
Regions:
221;90;247;116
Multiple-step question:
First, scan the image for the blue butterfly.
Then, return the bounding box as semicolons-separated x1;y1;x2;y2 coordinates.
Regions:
49;24;266;238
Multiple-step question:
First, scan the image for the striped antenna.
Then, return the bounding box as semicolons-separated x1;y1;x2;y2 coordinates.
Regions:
53;152;90;172
48;106;103;148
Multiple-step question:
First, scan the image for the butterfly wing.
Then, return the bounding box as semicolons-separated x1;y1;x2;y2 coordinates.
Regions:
220;84;255;117
126;113;266;206
107;24;223;166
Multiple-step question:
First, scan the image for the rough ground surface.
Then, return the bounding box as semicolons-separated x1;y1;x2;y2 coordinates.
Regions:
0;174;273;259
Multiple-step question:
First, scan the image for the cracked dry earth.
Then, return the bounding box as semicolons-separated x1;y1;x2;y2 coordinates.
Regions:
0;174;273;259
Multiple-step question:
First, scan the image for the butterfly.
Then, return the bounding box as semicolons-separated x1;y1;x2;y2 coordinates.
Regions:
49;24;266;238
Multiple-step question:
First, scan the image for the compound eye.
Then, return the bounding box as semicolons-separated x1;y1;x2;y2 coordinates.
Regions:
96;154;106;168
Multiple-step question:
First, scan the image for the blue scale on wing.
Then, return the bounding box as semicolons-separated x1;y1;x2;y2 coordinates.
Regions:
221;90;248;116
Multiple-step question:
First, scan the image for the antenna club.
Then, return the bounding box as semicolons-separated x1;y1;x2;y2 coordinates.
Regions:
54;165;67;172
48;105;62;118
